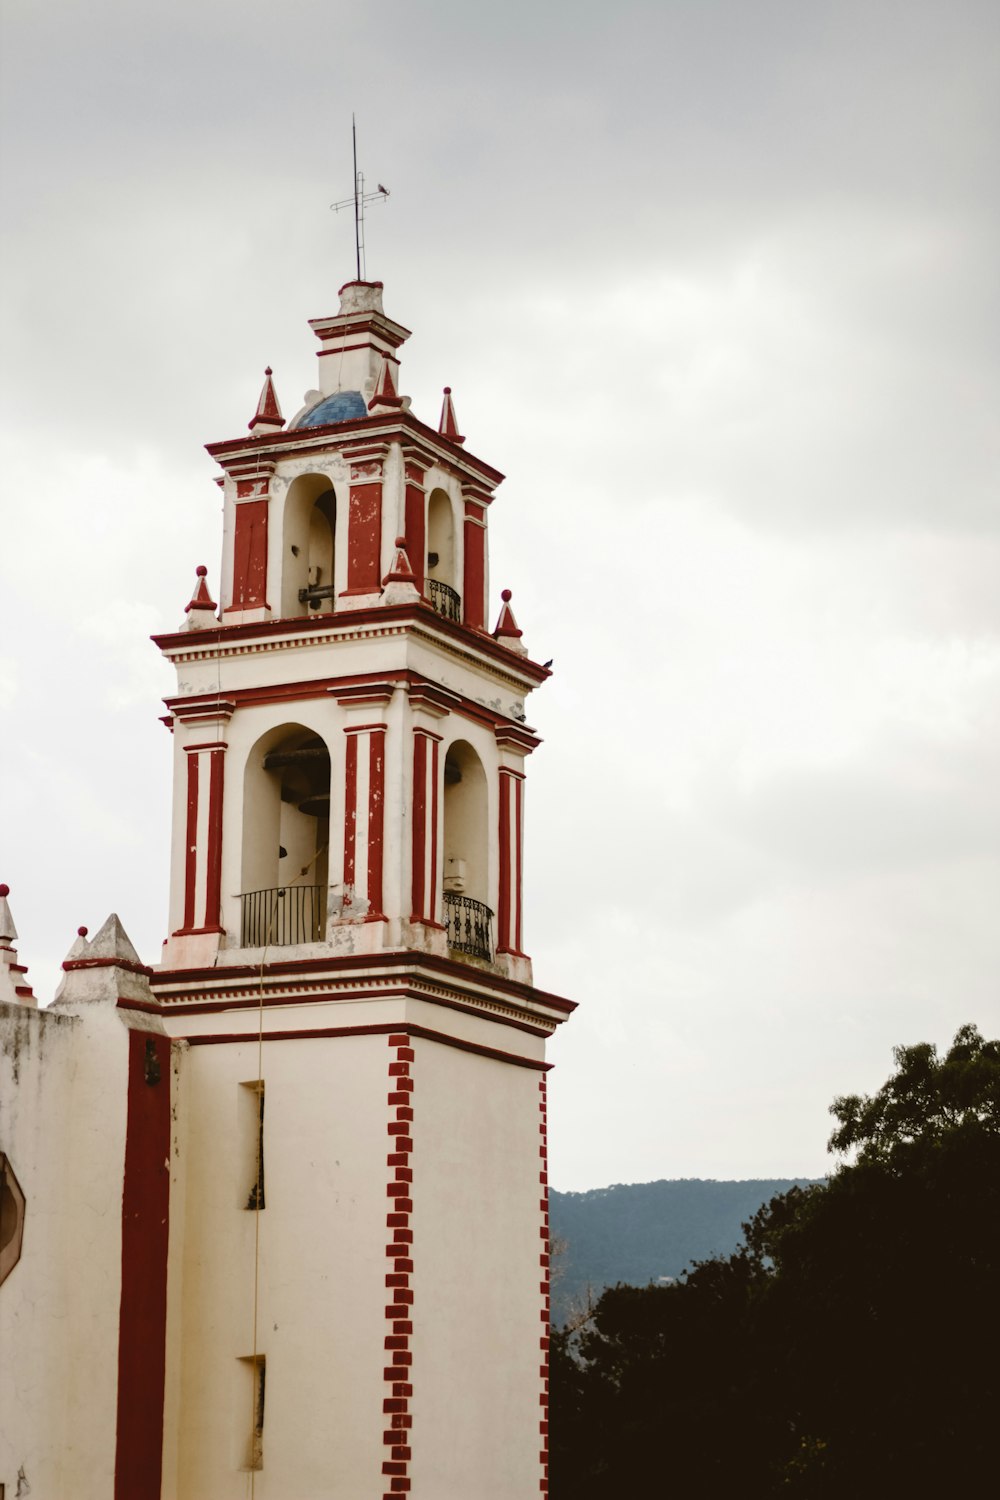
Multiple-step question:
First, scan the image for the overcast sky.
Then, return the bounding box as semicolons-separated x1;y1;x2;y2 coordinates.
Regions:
2;0;997;1189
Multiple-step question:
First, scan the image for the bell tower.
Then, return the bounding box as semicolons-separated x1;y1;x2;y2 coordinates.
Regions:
148;280;574;1498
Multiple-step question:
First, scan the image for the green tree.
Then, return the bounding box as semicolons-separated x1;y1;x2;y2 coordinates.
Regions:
550;1026;1000;1499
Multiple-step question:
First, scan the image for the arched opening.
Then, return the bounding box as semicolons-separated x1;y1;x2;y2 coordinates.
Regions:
441;739;492;959
240;724;330;946
281;473;338;617
426;488;460;622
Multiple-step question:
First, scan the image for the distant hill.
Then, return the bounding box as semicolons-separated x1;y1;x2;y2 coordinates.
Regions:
550;1177;822;1325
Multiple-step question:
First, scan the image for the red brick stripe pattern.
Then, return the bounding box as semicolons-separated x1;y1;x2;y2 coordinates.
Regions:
539;1075;550;1494
383;1033;415;1497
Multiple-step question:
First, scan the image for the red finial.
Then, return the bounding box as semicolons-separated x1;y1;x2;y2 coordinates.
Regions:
248;367;284;432
185;564;218;615
382;535;417;588
493;589;523;643
78;926;88;937
438;385;465;445
0;884;8;898
369;354;404;410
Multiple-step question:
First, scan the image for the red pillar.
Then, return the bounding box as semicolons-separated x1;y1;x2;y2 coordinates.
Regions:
497;766;526;956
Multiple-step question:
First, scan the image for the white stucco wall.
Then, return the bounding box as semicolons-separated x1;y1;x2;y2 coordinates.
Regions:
408;1038;543;1498
168;1030;391;1499
0;1000;131;1500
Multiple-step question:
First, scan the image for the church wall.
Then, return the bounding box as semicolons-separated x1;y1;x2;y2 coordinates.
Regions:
170;1030;390;1499
0;1001;130;1500
408;1038;545;1498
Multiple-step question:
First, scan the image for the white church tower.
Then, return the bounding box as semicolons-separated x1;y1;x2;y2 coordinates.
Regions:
0;279;574;1499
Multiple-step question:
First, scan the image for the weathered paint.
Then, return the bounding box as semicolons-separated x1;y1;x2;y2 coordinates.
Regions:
114;1029;171;1500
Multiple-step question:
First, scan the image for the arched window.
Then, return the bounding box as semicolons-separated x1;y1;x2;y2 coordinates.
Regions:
282;474;338;617
426;488;460;622
240;724;330;946
441;740;492;960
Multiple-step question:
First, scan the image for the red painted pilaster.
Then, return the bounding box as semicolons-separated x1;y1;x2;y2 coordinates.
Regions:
410;728;442;924
344;730;359;895
497;766;526;956
462;499;487;629
114;1030;171;1500
403;459;426;596
204;747;226;930
368;726;387;918
230;495;269;610
344;456;384;595
182;752;199;931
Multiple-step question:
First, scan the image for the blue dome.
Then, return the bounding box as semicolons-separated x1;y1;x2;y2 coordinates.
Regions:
294;390;369;427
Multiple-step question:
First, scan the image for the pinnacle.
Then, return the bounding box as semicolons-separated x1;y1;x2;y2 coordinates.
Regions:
438;386;465;445
248;366;285;433
86;912;145;968
369;355;405;411
493;589;528;656
0;883;37;1007
183;564;219;624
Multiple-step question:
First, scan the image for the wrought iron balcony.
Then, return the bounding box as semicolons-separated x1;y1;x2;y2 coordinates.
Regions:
443;893;493;962
428;579;461;623
240;886;325;947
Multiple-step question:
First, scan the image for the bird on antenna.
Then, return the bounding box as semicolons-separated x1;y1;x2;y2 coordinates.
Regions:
330;117;390;280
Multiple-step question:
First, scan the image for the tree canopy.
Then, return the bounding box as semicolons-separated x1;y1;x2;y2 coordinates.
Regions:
550;1025;1000;1499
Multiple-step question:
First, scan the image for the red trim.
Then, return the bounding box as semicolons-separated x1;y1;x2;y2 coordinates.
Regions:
411;732;426;920
183;753;199;931
462;515;486;630
164;674;538;746
498;771;512;951
154;609;551;685
515;775;524;953
62;956;153;977
368;728;386;917
344;731;358;893
182;1020;552;1070
114;1030;171;1500
382;1034;415;1498
150;949;576;1014
141;984;554;1037
538;1076;550;1495
430;739;439;922
207;407;501;487
205;748;225;929
232;498;268;609
404;474;426;595
347;479;383;593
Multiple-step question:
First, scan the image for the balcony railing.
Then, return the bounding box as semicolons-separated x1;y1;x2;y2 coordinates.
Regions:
443;893;494;962
240;886;325;948
428;579;461;623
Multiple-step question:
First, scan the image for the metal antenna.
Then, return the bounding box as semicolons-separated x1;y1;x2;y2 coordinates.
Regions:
331;115;389;281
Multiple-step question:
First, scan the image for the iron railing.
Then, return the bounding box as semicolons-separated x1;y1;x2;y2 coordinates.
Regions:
443;893;493;961
428;580;461;623
240;886;325;947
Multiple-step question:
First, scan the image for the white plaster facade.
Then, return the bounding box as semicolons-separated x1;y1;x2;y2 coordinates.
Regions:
0;280;573;1500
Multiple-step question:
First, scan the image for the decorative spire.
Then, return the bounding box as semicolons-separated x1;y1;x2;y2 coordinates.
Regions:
368;354;405;412
0;884;37;1007
492;589;528;656
53;912;158;1013
183;565;219;630
248;367;285;434
438;386;465;445
381;536;421;606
